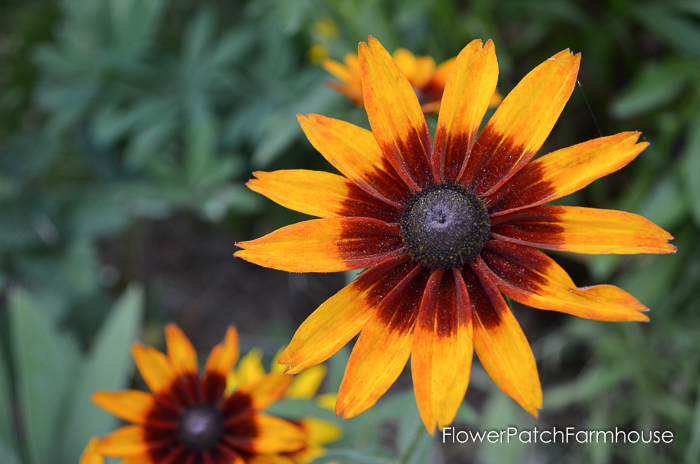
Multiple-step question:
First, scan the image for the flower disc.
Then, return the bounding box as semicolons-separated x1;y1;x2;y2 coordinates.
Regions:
177;404;224;451
401;183;490;269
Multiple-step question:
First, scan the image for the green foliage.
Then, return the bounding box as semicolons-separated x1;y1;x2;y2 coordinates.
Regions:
1;0;699;463
1;285;143;464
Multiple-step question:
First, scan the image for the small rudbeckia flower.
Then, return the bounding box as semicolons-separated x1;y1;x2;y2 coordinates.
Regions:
90;324;338;463
226;350;342;463
236;37;675;433
324;46;502;112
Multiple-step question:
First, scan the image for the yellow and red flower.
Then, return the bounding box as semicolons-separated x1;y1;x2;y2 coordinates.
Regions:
87;324;339;464
324;47;502;112
235;37;675;433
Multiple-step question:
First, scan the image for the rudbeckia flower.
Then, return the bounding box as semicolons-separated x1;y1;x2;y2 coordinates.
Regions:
89;324;339;463
323;46;502;112
235;37;675;433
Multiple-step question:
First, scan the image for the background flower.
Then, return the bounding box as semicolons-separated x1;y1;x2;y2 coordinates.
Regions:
324;47;503;112
89;324;338;464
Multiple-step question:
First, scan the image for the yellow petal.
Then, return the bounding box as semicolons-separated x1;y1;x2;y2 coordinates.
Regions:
236;349;267;387
488;132;648;215
235;217;403;273
336;266;430;418
279;256;416;375
131;344;175;396
464;49;580;194
286;364;327;399
239;373;294;411
359;37;433;189
480;242;649;321
491;205;676;254
97;426;157;458
297;114;409;207
433;39;498;183
92;390;156;425
411;270;473;433
465;266;542;416
164;324;198;376
247;169;400;222
79;437;104;464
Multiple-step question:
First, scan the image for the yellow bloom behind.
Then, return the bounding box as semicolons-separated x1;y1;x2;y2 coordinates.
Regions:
226;348;341;463
324;47;502;112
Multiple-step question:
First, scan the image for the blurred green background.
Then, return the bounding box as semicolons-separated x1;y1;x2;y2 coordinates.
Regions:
1;0;699;463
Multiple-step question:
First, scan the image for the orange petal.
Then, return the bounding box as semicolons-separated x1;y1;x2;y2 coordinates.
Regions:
247;454;296;464
463;50;580;194
414;56;438;89
411;269;473;434
285;364;326;399
242;414;306;454
393;48;436;88
491;205;676;254
238;373;293;411
204;327;239;377
120;457;155;464
432;40;498;183
297;114;408;206
279;255;417;374
92;390;157;425
98;426;158;457
79;437;104;464
322;57;357;86
235;217;403;272
299;417;343;446
480;242;649;321
336;265;430;419
465;266;542;416
488;132;648;215
203;327;239;403
247;170;401;222
359;37;433;190
131;344;176;396
164;324;198;376
426;57;456;96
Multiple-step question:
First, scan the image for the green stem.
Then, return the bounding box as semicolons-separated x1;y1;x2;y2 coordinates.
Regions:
398;419;427;464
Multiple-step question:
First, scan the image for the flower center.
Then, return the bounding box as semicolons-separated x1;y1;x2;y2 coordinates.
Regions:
400;183;490;269
177;404;224;451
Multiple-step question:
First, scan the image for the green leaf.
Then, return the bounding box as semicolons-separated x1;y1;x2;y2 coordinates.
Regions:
264;397;337;422
0;339;17;455
638;175;688;231
9;290;81;464
478;390;533;464
610;59;692;119
59;284;144;464
686;375;700;464
0;439;22;464
681;113;700;228
632;6;700;58
183;8;216;67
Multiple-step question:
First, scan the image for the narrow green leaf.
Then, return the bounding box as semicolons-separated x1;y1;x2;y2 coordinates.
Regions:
610;59;692;119
638;175;688;231
633;6;700;58
59;284;144;464
681;113;700;228
9;290;80;464
0;338;17;454
0;439;22;464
